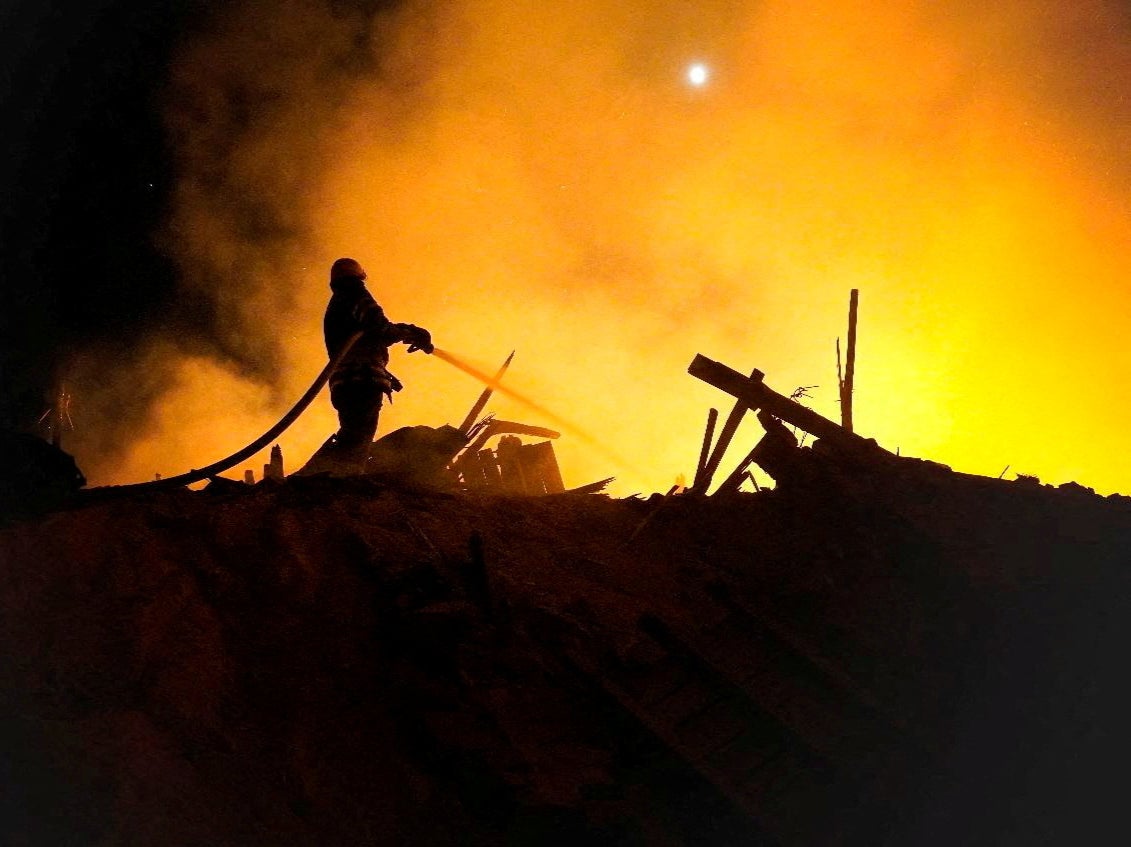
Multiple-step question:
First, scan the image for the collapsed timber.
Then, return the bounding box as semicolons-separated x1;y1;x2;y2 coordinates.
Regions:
66;350;614;502
6;348;1131;844
5;418;1131;844
684;352;1123;504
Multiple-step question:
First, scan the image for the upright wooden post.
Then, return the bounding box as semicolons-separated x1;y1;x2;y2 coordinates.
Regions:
841;289;859;433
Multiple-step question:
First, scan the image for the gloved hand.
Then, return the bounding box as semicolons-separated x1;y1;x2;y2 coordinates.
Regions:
402;324;434;354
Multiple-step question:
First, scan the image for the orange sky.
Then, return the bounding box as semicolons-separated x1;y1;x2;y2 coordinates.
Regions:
73;0;1131;496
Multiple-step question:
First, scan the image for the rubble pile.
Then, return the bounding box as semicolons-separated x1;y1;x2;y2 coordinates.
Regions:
2;347;1130;845
3;455;1130;844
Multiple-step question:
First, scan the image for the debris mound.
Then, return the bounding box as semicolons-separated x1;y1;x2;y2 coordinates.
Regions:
3;467;1130;845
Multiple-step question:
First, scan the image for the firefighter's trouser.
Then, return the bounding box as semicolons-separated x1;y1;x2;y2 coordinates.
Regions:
330;379;384;456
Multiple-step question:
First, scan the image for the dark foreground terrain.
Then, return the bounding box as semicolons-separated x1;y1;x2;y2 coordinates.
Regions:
2;461;1130;845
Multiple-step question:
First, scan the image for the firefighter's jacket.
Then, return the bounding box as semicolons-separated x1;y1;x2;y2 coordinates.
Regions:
324;276;413;398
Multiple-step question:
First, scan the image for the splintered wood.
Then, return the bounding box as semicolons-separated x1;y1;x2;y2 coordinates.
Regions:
457;437;566;495
687;353;886;494
688;355;873;455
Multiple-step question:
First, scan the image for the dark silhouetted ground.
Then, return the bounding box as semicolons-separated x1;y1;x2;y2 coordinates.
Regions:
2;461;1130;845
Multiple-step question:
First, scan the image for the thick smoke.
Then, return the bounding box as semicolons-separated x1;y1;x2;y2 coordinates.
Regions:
68;0;395;484
71;0;1131;494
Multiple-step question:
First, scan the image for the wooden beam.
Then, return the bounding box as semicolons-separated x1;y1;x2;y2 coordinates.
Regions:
522;440;565;494
454;418;560;474
714;441;760;495
457;350;515;436
692;408;719;492
688;354;874;454
692;369;764;494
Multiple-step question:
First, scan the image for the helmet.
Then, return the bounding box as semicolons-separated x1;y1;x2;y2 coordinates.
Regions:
330;257;367;281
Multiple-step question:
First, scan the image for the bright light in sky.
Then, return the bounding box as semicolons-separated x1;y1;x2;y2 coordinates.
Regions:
687;62;709;87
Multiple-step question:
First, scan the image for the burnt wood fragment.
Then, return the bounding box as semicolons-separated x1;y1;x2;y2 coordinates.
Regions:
688;355;880;456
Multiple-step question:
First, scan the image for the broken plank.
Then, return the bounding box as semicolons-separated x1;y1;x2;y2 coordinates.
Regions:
688;355;876;455
692;408;719;492
693;369;764;495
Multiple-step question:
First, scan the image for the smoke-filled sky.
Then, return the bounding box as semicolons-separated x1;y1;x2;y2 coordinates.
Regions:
6;0;1131;496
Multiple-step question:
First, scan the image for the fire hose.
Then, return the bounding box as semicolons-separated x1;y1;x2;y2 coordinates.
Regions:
103;331;365;492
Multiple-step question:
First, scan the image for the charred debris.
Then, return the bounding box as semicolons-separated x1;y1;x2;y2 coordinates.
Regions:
272;288;1123;509
291;348;610;496
4;297;1131;845
3;288;1127;513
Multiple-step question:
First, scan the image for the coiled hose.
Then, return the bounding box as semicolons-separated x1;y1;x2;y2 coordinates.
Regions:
99;331;364;492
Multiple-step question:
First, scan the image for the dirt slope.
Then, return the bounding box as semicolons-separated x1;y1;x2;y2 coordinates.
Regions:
2;464;1130;845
